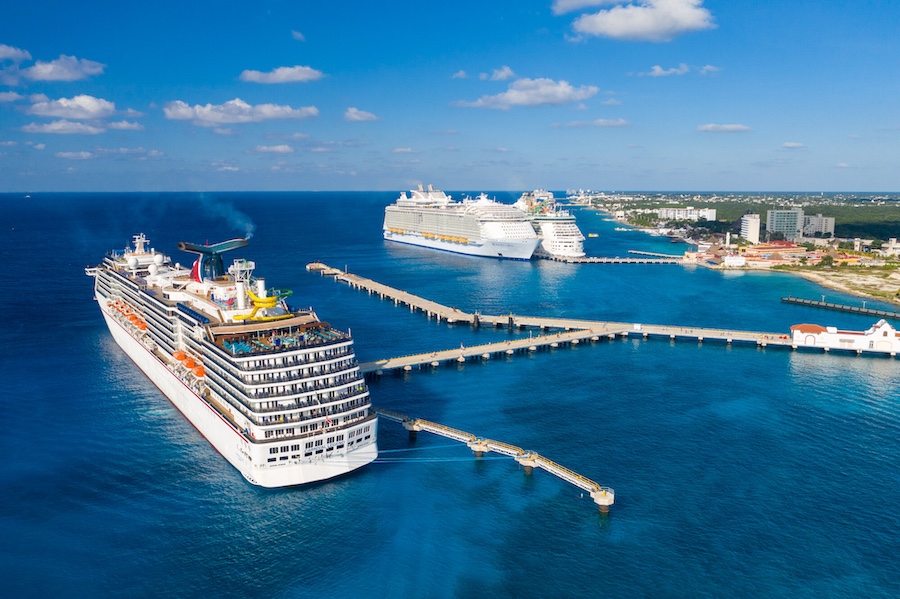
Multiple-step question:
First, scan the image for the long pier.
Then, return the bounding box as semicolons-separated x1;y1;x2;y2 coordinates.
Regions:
782;296;900;320
540;255;682;264
375;408;615;512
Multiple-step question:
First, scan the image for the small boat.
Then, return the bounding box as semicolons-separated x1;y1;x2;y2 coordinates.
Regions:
588;233;599;238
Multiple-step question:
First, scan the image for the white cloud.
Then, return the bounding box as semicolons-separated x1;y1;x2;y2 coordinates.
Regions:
163;98;319;126
29;93;49;103
699;64;720;75
96;147;149;155
392;147;415;154
108;120;144;130
641;63;689;77
239;65;323;83
291;30;306;41
572;0;716;43
782;142;805;149
458;77;599;110
217;165;240;172
22;55;106;81
0;141;16;146
558;117;630;127
490;65;516;81
345;107;378;121
56;151;95;160
22;119;105;134
256;145;294;153
0;44;32;63
32;143;45;150
29;94;116;119
213;128;236;136
836;162;849;168
0;91;23;102
601;98;621;105
452;70;467;79
697;123;751;132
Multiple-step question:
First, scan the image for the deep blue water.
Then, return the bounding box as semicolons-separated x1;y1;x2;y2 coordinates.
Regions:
2;192;899;598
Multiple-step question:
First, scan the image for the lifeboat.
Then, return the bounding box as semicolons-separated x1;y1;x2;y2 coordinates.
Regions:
137;321;147;331
173;350;186;361
192;365;206;377
183;358;196;369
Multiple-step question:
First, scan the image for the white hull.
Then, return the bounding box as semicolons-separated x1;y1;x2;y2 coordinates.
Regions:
384;231;539;260
98;298;377;487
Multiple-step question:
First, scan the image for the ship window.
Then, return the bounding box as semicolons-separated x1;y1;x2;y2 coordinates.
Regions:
281;446;289;453
267;458;276;463
269;448;278;454
279;456;288;461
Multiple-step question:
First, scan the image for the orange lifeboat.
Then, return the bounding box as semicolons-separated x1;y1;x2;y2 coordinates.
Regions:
192;366;206;377
183;358;196;369
137;321;147;331
173;350;186;361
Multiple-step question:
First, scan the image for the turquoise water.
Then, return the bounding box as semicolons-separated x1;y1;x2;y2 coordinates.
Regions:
2;192;899;597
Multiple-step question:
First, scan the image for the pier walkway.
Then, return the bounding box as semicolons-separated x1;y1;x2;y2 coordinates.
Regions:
375;408;615;511
782;296;900;320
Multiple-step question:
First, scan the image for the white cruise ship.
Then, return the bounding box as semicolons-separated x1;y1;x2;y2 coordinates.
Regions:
383;185;541;260
86;234;377;488
513;191;586;258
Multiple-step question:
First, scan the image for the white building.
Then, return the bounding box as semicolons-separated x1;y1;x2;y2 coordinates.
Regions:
657;207;717;221
802;213;835;237
740;213;760;244
790;320;900;355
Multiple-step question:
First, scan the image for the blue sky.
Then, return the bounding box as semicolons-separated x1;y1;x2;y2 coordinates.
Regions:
1;0;898;192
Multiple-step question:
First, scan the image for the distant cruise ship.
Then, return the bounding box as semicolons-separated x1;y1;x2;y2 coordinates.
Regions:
86;234;377;488
513;191;586;258
383;185;541;260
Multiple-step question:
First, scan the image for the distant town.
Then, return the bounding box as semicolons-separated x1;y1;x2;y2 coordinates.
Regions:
569;190;900;263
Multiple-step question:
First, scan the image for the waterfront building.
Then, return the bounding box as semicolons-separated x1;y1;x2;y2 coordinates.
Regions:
766;209;803;240
791;320;900;354
740;213;760;244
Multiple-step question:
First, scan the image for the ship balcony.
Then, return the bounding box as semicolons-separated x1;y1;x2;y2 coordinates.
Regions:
239;372;366;399
250;386;369;415
253;396;371;427
235;359;359;386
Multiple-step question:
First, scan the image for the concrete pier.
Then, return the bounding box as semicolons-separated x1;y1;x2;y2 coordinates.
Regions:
377;408;614;512
307;263;899;373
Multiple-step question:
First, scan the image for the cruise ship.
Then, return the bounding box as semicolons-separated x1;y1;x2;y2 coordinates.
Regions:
513;191;586;258
383;185;541;260
86;234;377;487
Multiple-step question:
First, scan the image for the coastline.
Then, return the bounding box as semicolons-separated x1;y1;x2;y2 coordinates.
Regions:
593;207;900;307
788;268;900;306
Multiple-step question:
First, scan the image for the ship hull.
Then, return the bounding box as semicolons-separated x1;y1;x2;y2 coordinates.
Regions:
384;231;539;260
98;297;377;488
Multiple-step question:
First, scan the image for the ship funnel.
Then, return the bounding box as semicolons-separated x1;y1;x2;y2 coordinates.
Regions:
178;238;249;281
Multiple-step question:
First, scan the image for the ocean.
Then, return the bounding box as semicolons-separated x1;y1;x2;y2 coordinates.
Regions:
2;191;899;598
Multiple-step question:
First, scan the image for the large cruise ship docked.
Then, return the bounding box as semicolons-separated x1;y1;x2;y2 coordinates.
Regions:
513;191;586;258
383;185;541;260
86;234;377;487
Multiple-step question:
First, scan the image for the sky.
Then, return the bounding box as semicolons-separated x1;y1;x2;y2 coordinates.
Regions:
1;0;899;193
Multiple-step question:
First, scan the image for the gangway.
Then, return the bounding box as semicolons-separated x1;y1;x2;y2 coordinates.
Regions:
374;408;614;512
